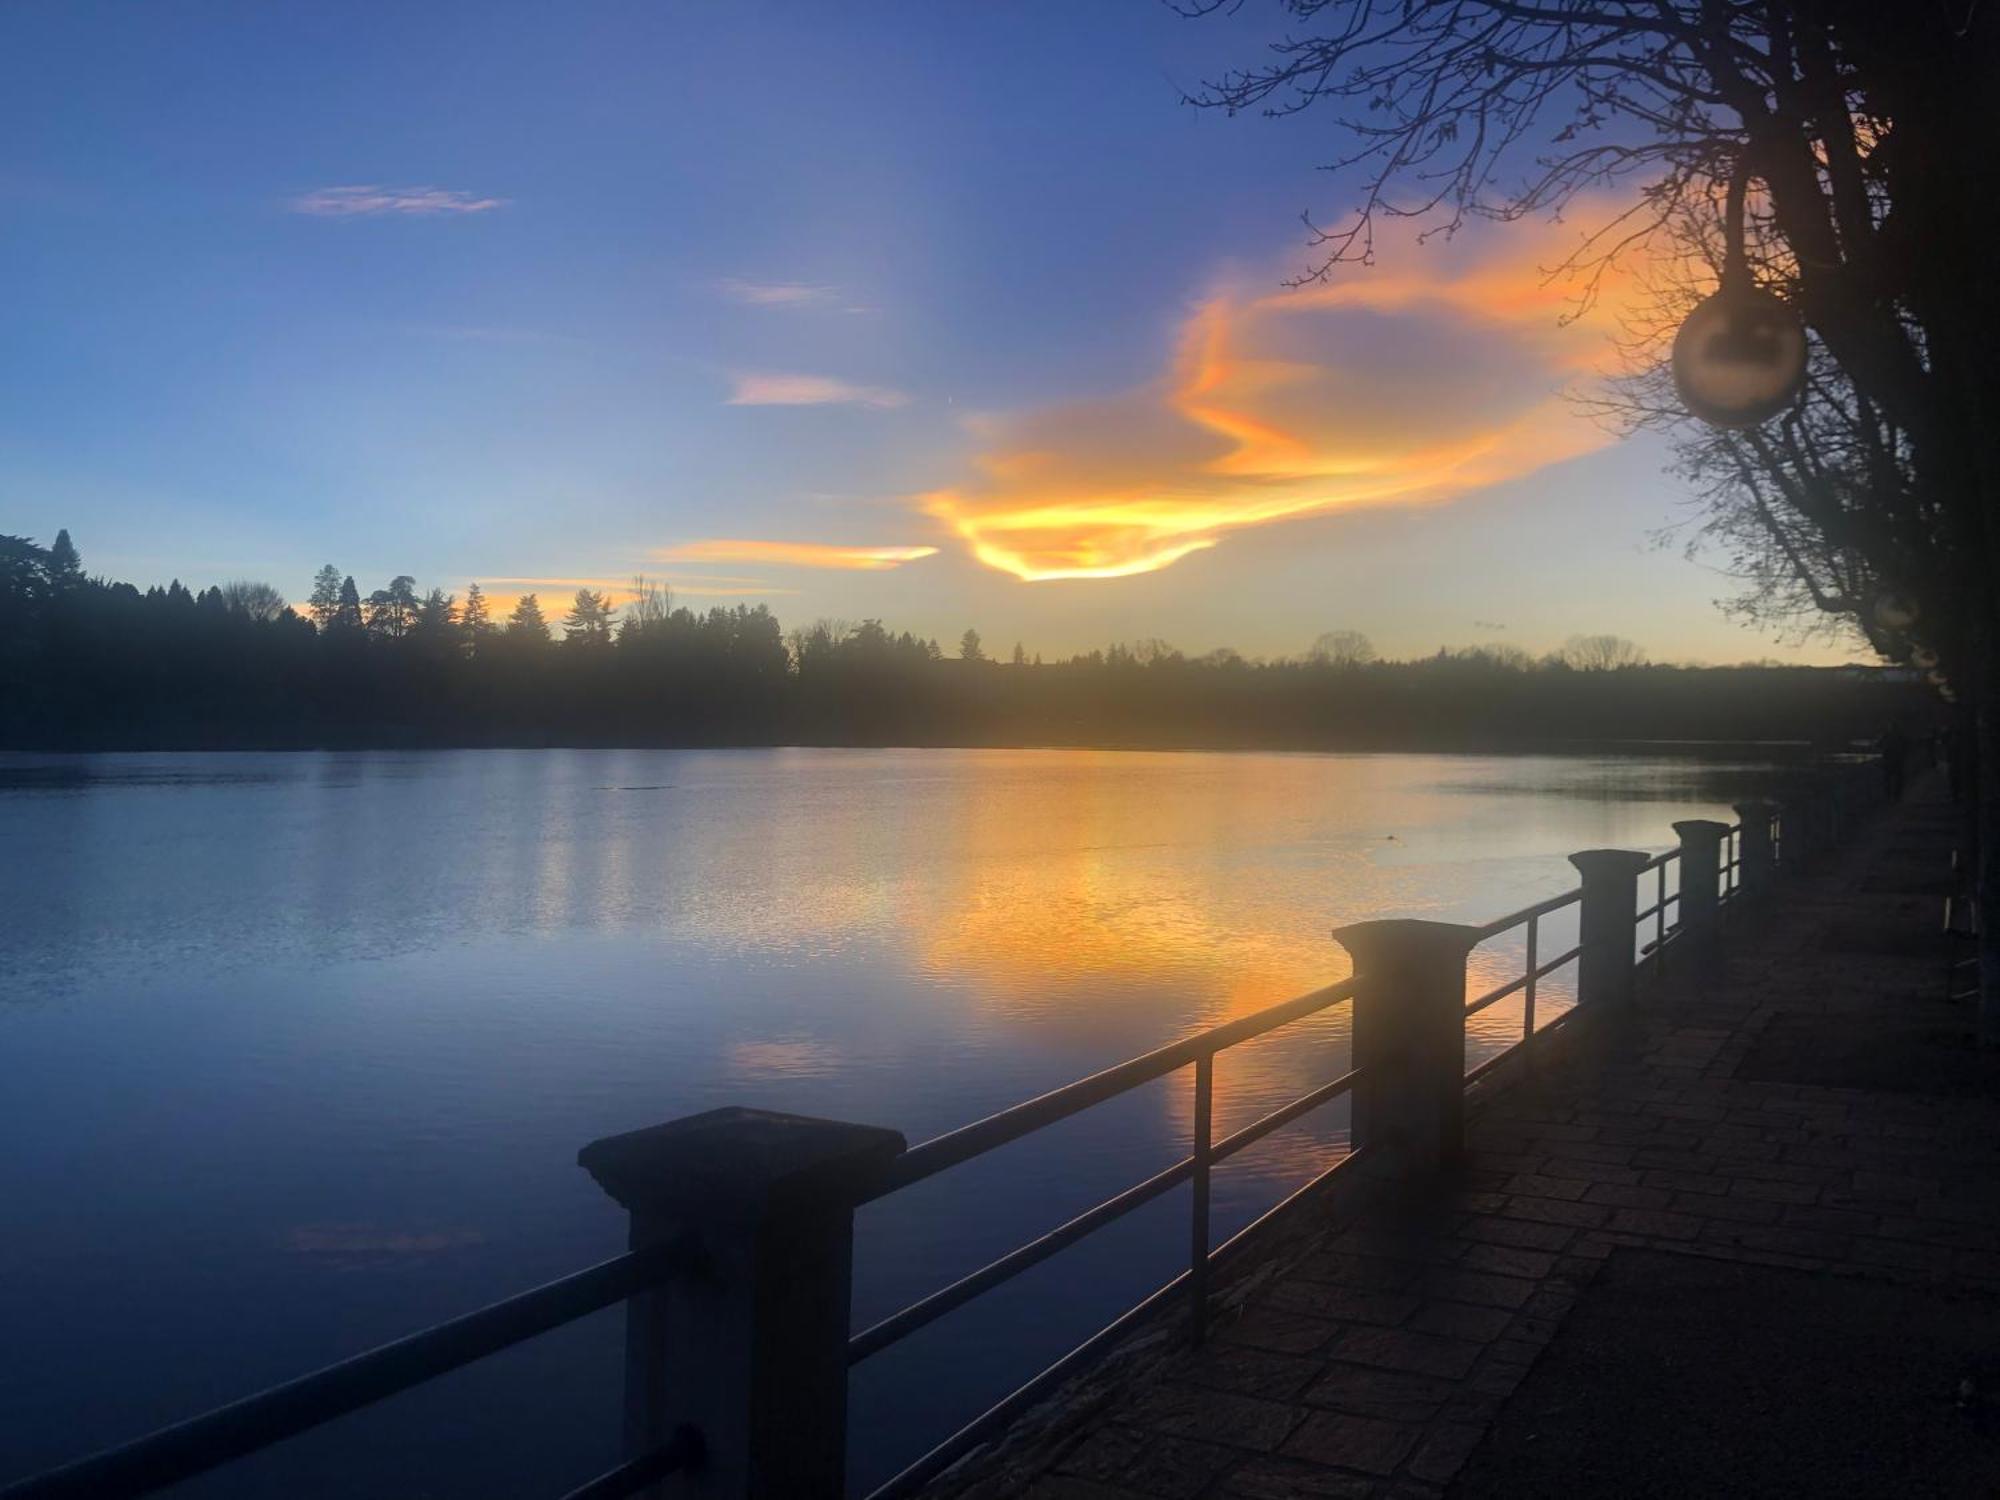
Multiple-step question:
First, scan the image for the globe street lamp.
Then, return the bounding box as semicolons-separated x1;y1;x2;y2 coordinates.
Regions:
1672;153;1808;429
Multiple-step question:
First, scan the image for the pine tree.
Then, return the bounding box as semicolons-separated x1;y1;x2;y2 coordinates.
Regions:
959;628;984;663
460;582;493;655
307;565;343;631
507;592;550;643
414;587;457;647
46;529;81;591
335;576;363;632
563;588;616;647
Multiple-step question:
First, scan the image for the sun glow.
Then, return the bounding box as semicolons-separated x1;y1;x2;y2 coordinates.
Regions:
924;214;1653;582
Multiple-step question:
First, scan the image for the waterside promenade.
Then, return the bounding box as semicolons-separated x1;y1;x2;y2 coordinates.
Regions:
931;779;2000;1498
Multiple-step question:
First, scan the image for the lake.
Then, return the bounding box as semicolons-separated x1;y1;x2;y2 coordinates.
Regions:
0;747;1765;1495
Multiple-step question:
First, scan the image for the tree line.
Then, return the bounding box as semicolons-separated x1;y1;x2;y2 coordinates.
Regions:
0;530;1927;752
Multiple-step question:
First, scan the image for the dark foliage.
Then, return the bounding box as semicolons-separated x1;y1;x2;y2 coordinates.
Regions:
0;533;1927;752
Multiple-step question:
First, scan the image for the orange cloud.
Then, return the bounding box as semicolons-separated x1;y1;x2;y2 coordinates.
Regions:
657;541;939;571
923;215;1651;581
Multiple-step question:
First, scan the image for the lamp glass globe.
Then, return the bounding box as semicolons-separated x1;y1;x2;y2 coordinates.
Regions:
1671;285;1808;428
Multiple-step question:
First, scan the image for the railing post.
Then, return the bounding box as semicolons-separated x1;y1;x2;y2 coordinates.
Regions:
1333;919;1484;1174
1568;850;1651;1007
580;1107;906;1499
1672;820;1729;958
1732;802;1778;894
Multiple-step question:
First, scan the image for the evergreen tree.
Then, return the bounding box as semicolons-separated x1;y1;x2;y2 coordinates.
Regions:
507;592;550;643
365;575;419;639
46;529;81;591
1012;642;1027;667
335;576;363;632
460;582;493;655
307;565;343;631
563;588;616;647
414;588;458;650
959;628;984;663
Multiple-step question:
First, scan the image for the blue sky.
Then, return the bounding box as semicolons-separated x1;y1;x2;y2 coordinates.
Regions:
0;2;1861;663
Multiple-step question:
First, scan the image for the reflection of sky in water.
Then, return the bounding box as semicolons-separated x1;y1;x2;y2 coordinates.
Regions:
0;748;1760;1495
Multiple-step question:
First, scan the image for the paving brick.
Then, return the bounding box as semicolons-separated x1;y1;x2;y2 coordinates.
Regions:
1605;1207;1703;1240
1290;1251;1423;1291
1268;1279;1421;1327
1414;1268;1538;1309
1122;1384;1302;1452
1214;1457;1378;1499
1725;1176;1821;1205
1406;1421;1486;1486
1300;1362;1456;1423
1219;1307;1342;1356
1669;1190;1781;1224
1279;1410;1420;1475
1329;1325;1484;1380
1503;1173;1590;1201
1453;1242;1558;1279
1457;1214;1573;1252
1055;1425;1238;1500
1500;1195;1610;1230
1174;1345;1322;1401
1582;1182;1672;1210
1409;1300;1514;1342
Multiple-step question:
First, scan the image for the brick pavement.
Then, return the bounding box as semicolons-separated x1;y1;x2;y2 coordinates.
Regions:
937;784;2000;1498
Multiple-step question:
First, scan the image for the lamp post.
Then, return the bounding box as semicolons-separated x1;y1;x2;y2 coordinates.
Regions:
1671;153;1808;430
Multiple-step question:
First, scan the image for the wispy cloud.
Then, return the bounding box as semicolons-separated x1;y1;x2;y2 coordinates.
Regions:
717;278;873;313
290;185;507;218
718;278;833;308
657;541;939;571
920;209;1651;582
727;373;908;409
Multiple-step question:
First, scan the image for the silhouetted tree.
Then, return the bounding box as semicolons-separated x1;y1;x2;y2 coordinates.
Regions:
1309;630;1376;668
959;628;985;663
219;580;287;622
1562;635;1648;672
563;588;616;648
307;565;343;631
366;576;419;640
507;593;550;644
460;582;493;655
46;529;81;592
334;576;363;633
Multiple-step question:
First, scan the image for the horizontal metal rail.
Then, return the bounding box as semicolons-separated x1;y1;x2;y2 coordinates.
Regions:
1465;943;1583;1016
0;1248;675;1500
849;1062;1366;1366
864;979;1357;1200
1473;885;1581;941
849;1154;1197;1364
1639;846;1682;872
556;1427;704;1500
1211;1067;1362;1164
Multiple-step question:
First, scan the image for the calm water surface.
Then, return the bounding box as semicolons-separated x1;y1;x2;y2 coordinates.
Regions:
0;747;1756;1494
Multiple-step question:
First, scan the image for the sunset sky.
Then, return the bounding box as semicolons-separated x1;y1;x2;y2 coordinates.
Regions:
0;2;1864;664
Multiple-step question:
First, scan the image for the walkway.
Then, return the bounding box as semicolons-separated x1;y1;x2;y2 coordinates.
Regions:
934;782;2000;1497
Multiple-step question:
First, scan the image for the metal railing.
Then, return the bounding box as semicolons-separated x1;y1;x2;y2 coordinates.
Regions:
0;1250;701;1500
850;977;1367;1497
1462;887;1585;1085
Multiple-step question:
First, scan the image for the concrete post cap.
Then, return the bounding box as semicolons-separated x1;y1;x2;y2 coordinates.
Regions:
1568;849;1653;878
580;1107;906;1215
1671;819;1732;841
1331;918;1486;972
